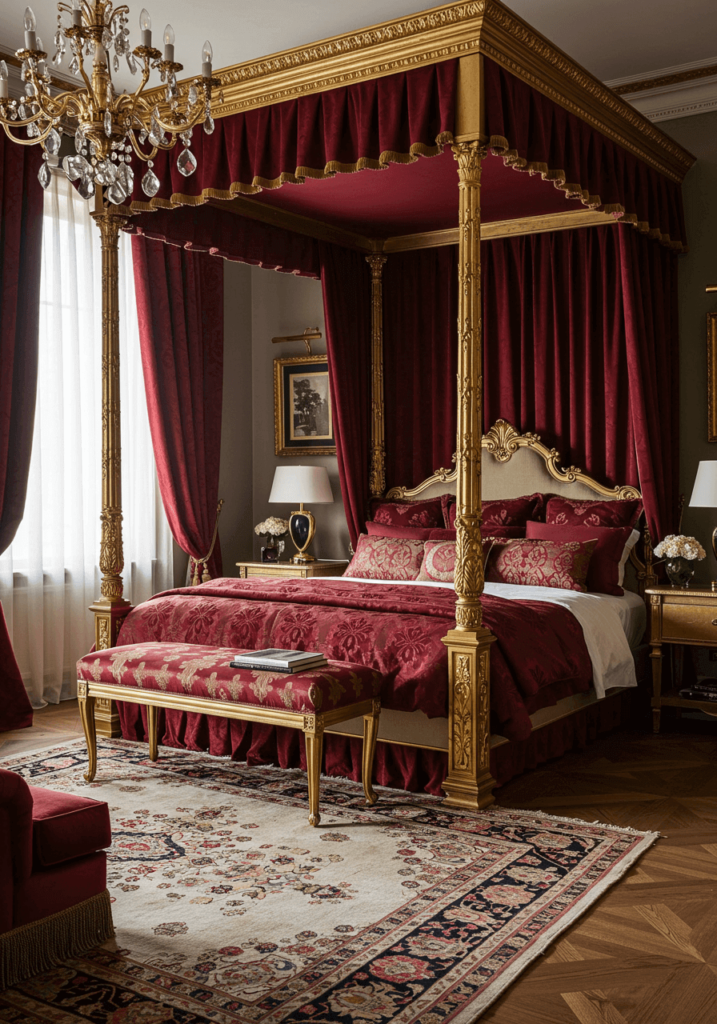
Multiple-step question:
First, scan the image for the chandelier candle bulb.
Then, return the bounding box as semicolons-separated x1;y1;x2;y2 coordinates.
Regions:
202;39;212;78
163;24;174;63
0;61;7;100
36;37;46;75
23;6;37;50
139;8;151;48
71;0;81;27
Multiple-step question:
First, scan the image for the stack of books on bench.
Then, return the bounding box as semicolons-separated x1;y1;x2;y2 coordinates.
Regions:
230;649;328;673
678;680;717;702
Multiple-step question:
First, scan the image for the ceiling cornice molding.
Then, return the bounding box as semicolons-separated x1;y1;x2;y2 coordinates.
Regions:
605;57;717;124
140;0;693;184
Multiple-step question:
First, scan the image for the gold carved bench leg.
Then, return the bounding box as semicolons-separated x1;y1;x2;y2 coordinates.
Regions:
147;705;159;761
303;716;325;827
362;699;381;806
77;682;98;784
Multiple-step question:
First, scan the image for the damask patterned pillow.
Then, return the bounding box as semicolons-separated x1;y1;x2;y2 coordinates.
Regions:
345;535;425;581
370;498;444;529
442;492;546;529
417;541;457;584
486;538;597;592
427;526;523;542
526;521;637;596
545;496;642;530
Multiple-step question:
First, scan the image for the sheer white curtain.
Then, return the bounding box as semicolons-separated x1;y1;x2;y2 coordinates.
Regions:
0;174;172;708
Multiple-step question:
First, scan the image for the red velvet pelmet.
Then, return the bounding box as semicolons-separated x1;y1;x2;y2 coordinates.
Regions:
128;61;458;211
319;243;372;547
125;203;320;277
131;237;225;576
0;135;43;556
483;59;687;251
383;247;458;490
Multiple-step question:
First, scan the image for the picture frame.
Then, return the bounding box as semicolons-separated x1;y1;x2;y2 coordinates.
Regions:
274;354;336;457
710;313;717;443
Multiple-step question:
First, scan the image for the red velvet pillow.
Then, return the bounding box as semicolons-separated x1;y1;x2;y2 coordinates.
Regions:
442;492;546;529
370;498;444;529
366;521;434;540
545;496;643;530
527;521;635;596
428;525;523;542
346;535;425;580
486;538;597;592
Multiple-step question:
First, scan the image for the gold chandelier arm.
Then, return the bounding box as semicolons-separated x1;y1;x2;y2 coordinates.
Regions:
127;125;158;162
0;121;52;145
151;103;205;138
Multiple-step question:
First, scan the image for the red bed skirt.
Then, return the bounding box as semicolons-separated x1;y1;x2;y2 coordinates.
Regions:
117;693;624;794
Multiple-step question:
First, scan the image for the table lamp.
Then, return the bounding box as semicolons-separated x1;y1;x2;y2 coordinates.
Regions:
269;465;334;563
689;460;717;589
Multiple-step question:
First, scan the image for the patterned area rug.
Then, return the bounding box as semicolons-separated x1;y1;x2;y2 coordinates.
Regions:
0;739;657;1023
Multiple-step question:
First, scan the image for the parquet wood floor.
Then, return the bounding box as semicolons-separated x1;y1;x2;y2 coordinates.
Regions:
4;705;717;1022
488;722;717;1024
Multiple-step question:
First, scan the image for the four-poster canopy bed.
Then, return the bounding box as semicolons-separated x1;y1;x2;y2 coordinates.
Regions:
12;0;693;806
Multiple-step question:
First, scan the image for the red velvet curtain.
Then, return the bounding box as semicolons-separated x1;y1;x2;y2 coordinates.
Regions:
319;243;372;548
383;247;458;490
484;58;687;252
0;135;43;556
131;237;225;576
383;227;679;540
128;61;458;211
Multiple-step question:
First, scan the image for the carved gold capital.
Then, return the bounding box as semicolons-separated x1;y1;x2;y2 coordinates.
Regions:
366;253;388;499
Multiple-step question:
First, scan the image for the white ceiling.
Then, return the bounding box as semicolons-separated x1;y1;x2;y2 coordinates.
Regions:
1;0;715;93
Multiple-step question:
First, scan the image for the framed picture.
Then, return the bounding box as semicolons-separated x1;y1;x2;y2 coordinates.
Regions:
710;313;717;442
274;355;336;456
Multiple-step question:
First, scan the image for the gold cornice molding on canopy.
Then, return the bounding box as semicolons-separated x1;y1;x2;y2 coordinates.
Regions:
141;0;694;186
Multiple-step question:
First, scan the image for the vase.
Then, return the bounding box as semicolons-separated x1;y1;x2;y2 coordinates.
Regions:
261;535;287;563
664;556;695;588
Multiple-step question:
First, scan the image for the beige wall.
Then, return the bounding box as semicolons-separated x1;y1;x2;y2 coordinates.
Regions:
662;111;717;583
217;262;350;572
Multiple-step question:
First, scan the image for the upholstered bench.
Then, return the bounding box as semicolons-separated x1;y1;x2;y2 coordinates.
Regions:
76;642;382;827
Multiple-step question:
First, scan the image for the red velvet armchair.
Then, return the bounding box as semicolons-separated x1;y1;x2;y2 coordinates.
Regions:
0;768;114;989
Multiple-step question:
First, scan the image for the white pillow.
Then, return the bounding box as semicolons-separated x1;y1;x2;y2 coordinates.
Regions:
618;529;641;587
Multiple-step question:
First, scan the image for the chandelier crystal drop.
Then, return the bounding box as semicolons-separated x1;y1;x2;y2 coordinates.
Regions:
0;1;218;207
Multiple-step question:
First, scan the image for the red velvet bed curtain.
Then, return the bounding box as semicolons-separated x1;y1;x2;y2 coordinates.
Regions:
383;247;458;490
131;237;225;577
383;227;679;540
319;244;372;548
0;136;43;556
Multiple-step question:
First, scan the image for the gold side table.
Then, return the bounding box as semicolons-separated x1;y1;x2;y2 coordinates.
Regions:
236;560;348;580
646;585;717;733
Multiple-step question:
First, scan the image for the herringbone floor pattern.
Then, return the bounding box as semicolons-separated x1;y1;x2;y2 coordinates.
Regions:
489;722;717;1024
4;704;717;1022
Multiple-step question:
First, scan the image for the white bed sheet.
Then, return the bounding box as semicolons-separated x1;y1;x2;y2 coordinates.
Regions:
326;576;643;699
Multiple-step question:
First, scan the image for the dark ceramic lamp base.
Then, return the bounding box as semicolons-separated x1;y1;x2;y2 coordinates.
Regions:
289;509;316;563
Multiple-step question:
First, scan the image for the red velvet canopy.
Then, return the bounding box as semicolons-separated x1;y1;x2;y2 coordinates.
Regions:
125;54;686;545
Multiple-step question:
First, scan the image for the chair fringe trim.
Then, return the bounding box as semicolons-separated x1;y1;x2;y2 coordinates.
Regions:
0;889;115;991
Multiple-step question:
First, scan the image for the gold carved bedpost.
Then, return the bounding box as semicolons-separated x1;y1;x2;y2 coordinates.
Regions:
442;54;496;810
88;189;132;738
366;253;388;498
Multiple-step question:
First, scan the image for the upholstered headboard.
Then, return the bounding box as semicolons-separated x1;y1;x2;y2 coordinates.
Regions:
385;419;654;595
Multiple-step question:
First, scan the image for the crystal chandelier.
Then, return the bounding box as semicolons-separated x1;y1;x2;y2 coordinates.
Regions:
0;1;219;207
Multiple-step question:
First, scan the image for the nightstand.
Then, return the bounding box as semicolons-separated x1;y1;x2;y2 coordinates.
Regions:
236;560;348;579
646;585;717;733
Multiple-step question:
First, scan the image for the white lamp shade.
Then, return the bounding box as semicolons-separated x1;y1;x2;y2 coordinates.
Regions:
689;461;717;508
269;465;334;505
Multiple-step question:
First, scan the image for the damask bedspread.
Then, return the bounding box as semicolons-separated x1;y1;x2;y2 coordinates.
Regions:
116;577;592;743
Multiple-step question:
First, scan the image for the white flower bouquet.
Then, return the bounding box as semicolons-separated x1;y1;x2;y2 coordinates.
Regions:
254;516;289;537
653;534;706;561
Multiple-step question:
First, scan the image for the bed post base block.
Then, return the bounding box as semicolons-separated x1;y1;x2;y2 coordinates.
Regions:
89;600;132;738
442;627;496;810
